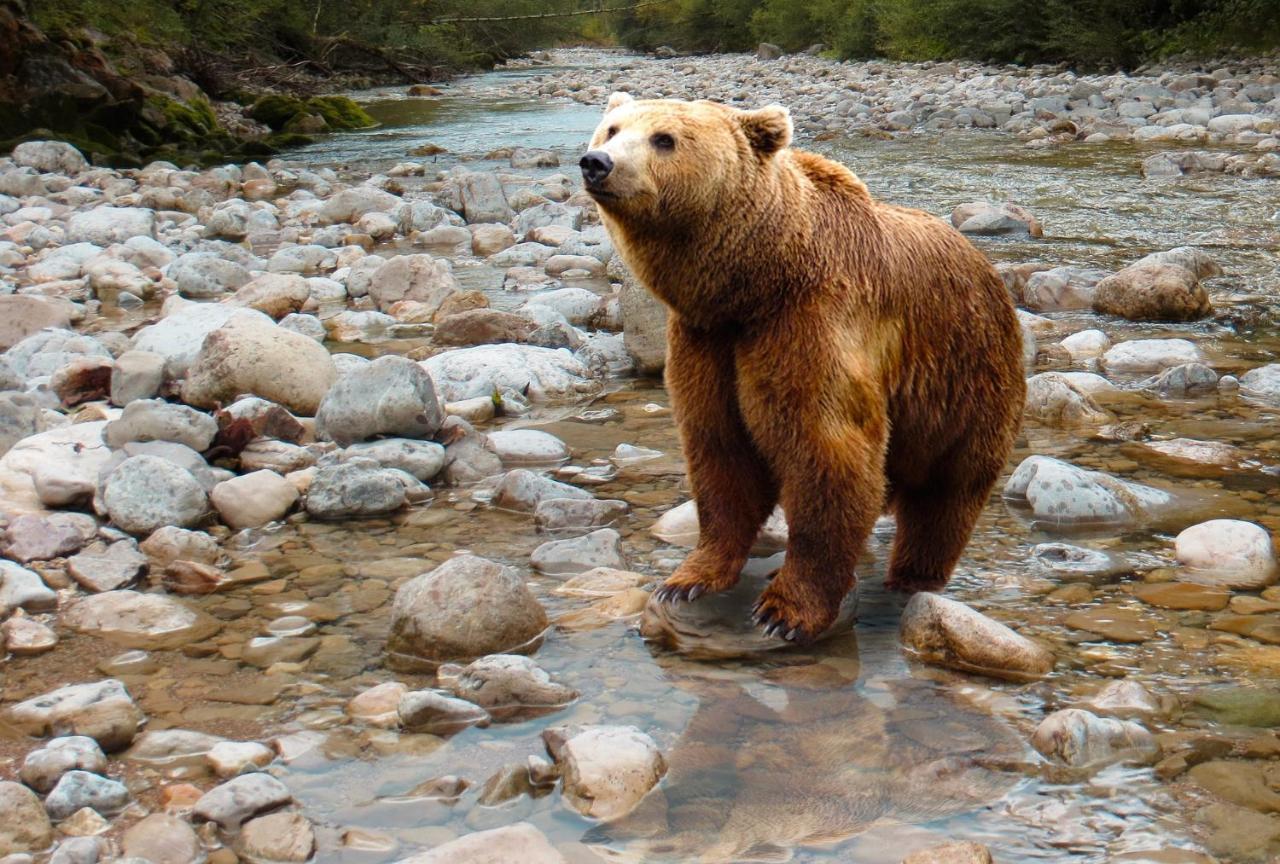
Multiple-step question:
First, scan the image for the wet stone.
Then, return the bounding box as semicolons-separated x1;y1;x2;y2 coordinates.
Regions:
394;822;566;864
192;773;293;829
345;682;408;728
241;636;319;668
545;725;666;821
236;811;315;863
1188;760;1280;813
1065;604;1158;643
1191;687;1280;727
3;513;97;563
1133;582;1230;611
47;836;104;864
1080;680;1170;720
448;654;578;722
903;842;993;864
1208;614;1280;645
1175;519;1278;590
124;729;226;774
555;567;649;597
534;497;628;530
63;590;221;650
900;592;1055;681
386;554;548;671
397;689;491;736
1031;708;1159;770
20;737;107;794
530;527;625;576
207;741;275;778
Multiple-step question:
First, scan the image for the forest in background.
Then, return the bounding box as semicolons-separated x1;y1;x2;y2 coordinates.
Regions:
27;0;1280;77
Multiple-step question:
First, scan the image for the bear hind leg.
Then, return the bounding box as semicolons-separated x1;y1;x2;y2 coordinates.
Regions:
885;474;995;594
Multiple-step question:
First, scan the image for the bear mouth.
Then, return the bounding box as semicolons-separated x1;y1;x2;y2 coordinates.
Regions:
585;185;618;201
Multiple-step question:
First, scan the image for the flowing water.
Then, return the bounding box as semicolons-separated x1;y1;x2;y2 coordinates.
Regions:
8;49;1280;863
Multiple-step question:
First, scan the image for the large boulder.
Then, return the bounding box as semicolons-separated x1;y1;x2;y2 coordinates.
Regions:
103;455;208;535
421;344;601;402
386;554;548;671
182;315;338;415
367;254;459;314
1092;262;1211;321
316;356;443;445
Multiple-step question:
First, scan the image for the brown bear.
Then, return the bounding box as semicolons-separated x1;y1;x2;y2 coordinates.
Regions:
581;93;1026;642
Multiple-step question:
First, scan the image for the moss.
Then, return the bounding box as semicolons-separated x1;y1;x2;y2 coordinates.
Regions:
304;95;375;130
264;131;316;150
249;93;306;130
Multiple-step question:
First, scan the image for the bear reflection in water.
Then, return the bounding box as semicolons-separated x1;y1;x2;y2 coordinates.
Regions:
587;570;1024;863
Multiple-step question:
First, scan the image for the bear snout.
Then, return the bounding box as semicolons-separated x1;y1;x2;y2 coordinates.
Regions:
579;150;614;188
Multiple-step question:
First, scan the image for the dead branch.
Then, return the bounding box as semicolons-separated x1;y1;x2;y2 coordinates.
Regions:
428;0;670;25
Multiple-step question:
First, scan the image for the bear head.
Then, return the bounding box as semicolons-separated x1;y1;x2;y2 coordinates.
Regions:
580;92;793;232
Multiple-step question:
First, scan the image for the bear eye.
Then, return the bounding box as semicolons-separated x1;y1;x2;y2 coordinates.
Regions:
605;125;619;141
651;132;676;151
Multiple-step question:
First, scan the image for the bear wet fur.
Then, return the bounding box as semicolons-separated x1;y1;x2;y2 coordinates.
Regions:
584;92;1026;642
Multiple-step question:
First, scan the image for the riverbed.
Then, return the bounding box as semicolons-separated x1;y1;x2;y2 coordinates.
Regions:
4;46;1280;864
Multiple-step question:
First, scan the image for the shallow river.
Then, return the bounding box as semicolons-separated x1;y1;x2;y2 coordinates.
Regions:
11;50;1280;863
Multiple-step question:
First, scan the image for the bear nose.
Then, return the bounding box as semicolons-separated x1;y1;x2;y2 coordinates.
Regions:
579;150;614;186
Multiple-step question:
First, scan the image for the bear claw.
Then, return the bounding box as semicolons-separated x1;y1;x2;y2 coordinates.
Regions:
751;600;810;643
653;582;707;604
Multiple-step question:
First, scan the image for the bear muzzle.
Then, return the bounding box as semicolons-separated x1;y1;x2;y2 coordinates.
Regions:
579;150;615;192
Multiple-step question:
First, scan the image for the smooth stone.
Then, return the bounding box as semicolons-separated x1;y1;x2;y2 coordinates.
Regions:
63;590;221;650
421;343;601;403
530;528;625;576
1031;708;1158;769
386;555;548;671
342;439;446;482
1188;760;1280;814
192;773;293;829
206;742;275;778
492;469;591;511
7;680;143;752
397;689;491;736
1003;455;1173;527
533;497;628;530
1030;543;1130;581
346;682;408;728
103;455;208;535
2;617;57;655
210;470;299;529
900;592;1055;681
1240;364;1280;406
304;459;416;519
19;738;106;794
487;430;570;465
124;729;226;772
44;772;129;821
315;355;443;446
1092;262;1211;321
1191;687;1280;727
3;513;97;563
448;654;578;722
103;399;217;452
1080;680;1168;720
0;562;57;615
1175;520;1278;590
236;811;315;863
138;526;221;567
650;499;789;553
121;813;202;864
1102;338;1204;373
554;567;648;597
1024;372;1112;427
543;725;666;821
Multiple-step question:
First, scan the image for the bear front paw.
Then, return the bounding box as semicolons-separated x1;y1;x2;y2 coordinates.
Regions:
750;575;839;643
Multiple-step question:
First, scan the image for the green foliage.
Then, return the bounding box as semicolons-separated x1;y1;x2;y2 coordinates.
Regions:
612;0;1280;68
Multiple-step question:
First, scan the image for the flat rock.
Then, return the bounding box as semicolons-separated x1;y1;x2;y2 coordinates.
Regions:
1134;582;1230;611
421;344;601;403
63;590;221;650
67;541;148;592
1065;604;1158;642
531;528;625;576
448;654;577;722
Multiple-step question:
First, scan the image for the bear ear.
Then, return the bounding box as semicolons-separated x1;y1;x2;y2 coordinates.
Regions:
739;104;793;155
606;91;635;112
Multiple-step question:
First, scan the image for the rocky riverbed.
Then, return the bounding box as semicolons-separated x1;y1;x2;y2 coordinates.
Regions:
1;47;1280;864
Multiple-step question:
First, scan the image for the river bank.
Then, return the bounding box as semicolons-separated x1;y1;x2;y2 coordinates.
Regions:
1;47;1280;864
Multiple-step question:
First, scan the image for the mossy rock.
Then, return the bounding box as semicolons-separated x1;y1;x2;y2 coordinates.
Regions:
264;132;316;150
303;96;374;130
249;93;307;130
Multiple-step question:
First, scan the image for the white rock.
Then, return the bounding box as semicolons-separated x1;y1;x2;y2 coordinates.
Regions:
66;208;154;246
531;528;625;576
1175;519;1277;589
7;680;143;752
1060;329;1110;360
394;823;567;864
421;344;601;403
131;302;272;378
1240;364;1280;405
486;429;570;465
1102;338;1204;373
545;725;666;820
103;455;208;535
211;470;299;529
